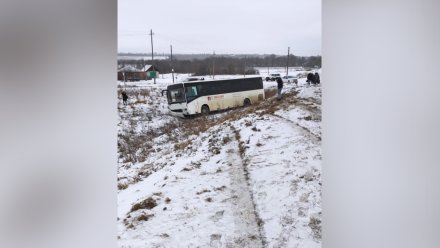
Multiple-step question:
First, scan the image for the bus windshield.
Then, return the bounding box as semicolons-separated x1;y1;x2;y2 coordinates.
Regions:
167;84;186;104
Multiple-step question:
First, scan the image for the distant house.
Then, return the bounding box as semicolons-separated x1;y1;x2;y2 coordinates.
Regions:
143;65;160;80
117;64;160;81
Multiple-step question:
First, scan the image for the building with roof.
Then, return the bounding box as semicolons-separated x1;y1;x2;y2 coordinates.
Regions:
117;64;160;81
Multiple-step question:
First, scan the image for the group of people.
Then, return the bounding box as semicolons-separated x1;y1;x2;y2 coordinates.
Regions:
276;71;320;100
306;72;320;85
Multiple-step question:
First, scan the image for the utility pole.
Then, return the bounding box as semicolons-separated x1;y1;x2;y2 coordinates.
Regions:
123;71;126;91
267;55;269;75
287;47;290;77
170;45;174;84
149;29;156;84
271;55;274;71
212;51;215;79
244;56;247;77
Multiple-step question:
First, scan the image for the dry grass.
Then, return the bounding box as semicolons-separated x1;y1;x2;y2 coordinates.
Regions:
196;189;211;195
158;120;179;136
251;126;261;132
238;141;246;158
118;183;128;190
214;185;227;191
137;169;151;178
130;197;157;213
210;147;221;154
256;216;264;227
138;89;151;98
137;214;154;222
232;128;247;158
180;117;213;136
118;132;154;164
174;140;192;151
309;216;322;240
134;100;147;105
222;136;231;144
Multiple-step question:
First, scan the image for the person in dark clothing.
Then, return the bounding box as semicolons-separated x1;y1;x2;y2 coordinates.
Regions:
121;91;128;106
314;72;320;84
306;73;315;85
276;77;283;100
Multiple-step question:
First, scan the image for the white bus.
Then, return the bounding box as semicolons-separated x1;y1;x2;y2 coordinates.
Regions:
163;77;265;117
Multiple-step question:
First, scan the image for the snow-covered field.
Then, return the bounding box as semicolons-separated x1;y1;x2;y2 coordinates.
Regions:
117;69;322;247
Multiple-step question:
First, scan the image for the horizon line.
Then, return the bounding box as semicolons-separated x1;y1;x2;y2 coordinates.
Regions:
117;52;322;57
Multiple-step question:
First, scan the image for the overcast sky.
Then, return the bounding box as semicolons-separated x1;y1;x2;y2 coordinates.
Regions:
118;0;321;56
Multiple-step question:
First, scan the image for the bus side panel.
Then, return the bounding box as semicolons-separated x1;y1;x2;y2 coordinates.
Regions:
186;99;200;115
186;89;264;115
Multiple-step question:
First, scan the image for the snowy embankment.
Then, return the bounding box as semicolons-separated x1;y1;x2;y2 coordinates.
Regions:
117;71;321;247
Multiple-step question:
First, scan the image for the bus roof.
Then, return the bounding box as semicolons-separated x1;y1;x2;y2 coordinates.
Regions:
182;76;262;84
167;76;263;90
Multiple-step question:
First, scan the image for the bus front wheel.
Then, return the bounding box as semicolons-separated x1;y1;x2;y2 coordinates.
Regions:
201;105;210;115
243;98;251;107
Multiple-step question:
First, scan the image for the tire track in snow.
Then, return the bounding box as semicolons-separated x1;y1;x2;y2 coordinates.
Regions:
270;113;321;144
224;125;265;248
235;115;321;247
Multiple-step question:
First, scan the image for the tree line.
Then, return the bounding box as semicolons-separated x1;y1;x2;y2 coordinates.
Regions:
118;55;321;76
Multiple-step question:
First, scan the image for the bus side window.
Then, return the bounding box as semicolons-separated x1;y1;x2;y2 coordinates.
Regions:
191;86;198;96
230;80;240;92
220;81;229;93
186;86;198;99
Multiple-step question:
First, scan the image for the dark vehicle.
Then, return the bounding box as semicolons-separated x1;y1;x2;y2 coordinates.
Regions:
265;73;281;81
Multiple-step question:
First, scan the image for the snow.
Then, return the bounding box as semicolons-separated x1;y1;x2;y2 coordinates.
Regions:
232;115;321;247
117;69;322;247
